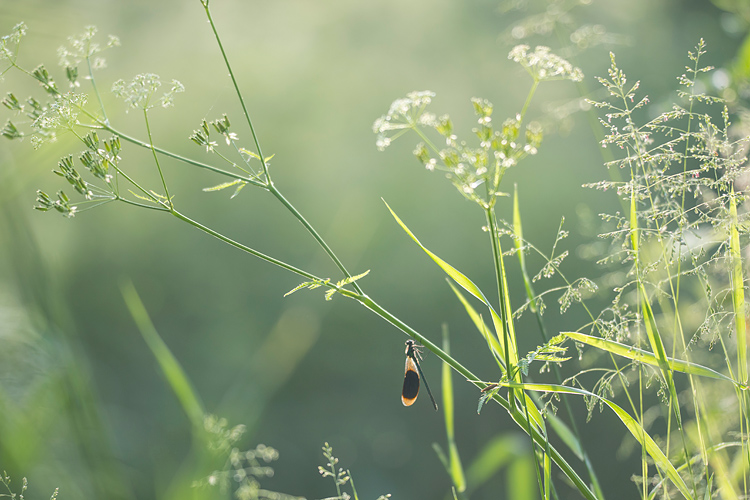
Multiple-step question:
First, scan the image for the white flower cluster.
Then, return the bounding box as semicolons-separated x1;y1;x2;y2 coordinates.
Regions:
112;73;184;110
57;25;120;69
0;23;27;61
33;92;87;136
372;90;436;151
509;45;583;82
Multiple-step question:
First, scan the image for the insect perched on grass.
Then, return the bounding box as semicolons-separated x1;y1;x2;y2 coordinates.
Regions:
401;339;438;411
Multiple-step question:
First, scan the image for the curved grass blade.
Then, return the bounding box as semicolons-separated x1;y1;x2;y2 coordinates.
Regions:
121;280;205;431
564;331;742;387
448;280;506;371
448;278;545;435
384;200;518;366
503;381;692;500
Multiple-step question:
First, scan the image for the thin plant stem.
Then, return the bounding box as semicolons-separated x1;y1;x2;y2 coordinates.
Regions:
266;184;365;296
199;0;364;295
142;109;172;209
67;127;165;208
518;79;539;126
170;209;324;283
88;123;265;186
201;0;269;180
85;48;109;125
638;364;648;500
520;390;548;500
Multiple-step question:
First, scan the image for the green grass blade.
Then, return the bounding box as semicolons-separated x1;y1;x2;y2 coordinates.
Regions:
349;472;360;500
564;331;740;386
433;442;450;475
729;191;747;385
703;474;713;500
496;227;521;381
465;434;526;490
639;284;674;383
605;394;690;500
543;447;552;500
385;200;483;299
385;200;518;365
513;185;536;311
507;452;537;500
442;326;467;492
543;397;584;460
121;280;205;431
521;393;545;436
505;382;692;500
448;280;506;371
731;30;750;82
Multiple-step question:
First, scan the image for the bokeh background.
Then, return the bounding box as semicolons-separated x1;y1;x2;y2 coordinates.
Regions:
0;0;747;499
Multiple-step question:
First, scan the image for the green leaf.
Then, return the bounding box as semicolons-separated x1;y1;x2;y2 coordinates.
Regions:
202;178;244;192
285;279;327;298
230;181;247;199
335;270;370;288
128;189;158;204
564;331;740;386
704;474;713;500
239;147;260;160
517;334;570;376
477;387;498;414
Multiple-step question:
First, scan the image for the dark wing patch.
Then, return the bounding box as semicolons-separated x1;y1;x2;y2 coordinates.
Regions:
402;357;420;406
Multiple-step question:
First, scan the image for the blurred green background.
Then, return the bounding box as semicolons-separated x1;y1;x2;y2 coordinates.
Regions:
0;0;746;499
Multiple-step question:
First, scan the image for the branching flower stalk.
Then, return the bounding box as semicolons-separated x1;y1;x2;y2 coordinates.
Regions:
583;39;750;498
198;0;363;297
618;61;698;497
